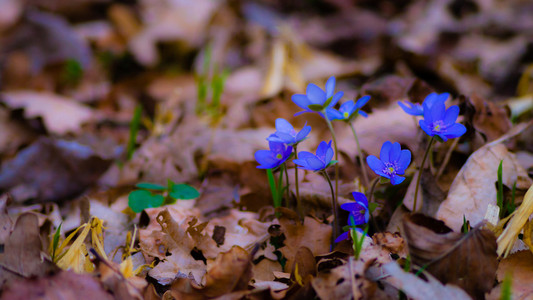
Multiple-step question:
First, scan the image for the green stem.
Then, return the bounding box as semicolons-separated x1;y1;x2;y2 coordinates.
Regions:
324;116;339;214
413;137;435;212
266;168;280;217
366;176;380;232
323;171;339;242
294;145;302;219
284;163;290;207
349;122;369;187
277;164;285;206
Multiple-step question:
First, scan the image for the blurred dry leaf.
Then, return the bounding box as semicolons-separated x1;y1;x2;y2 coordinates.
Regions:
486;251;533;300
0;270;114;300
1;91;94;135
436;141;532;231
403;214;498;299
0;137;116;202
372;261;472;300
0;108;36;156
93;253;146;300
278;216;331;272
0;213;57;289
463;93;512;142
311;258;382;300
0;194;13;244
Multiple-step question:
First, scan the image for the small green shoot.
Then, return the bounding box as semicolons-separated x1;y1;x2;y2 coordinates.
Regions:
61;59;83;86
497;160;504;218
195;44;229;121
126;105;143;160
128;180;199;213
501;272;512;300
462;215;470;233
51;223;62;261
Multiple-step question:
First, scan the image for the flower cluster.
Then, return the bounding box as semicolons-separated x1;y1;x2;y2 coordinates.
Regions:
293;141;336;171
335;192;369;243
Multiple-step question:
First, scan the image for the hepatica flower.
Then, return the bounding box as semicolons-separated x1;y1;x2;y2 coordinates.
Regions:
293;140;336;171
367;141;411;185
255;141;292;169
292;76;343;117
335;192;369;243
419;100;466;141
328;96;371;121
398;92;449;116
267;118;311;146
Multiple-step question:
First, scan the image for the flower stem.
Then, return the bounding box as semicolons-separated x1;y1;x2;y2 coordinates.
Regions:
294;145;303;219
324;116;339;214
349;122;369;187
323;171;339;242
284;163;290;207
366;176;381;232
266;168;280;217
413;137;435;212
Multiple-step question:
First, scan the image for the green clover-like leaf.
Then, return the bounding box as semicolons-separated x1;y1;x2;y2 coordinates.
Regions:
169;184;200;200
308;104;325;112
135;182;167;191
128;190;165;213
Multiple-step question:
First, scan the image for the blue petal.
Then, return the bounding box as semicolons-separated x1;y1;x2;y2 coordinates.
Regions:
349;210;368;225
352;192;368;207
255;150;277;169
358;110;368;118
390;174;405;185
294;110;311;117
266;133;283;143
326;108;344;121
443;105;460;125
292;94;311;109
273;132;294;144
422;101;434;124
325;76;336;98
354;95;370;109
307;83;326;105
398;101;423;116
444;123;466;139
334;231;350;243
436;93;450;104
296;125;311;143
269;141;285;153
340;100;355;114
330;91;344;107
275;118;294;134
367;155;385;174
340;202;360;212
389;142;401;162
324;141;334;164
397;149;411;173
302;156;326;171
419;120;435;137
380;141;392;162
430;101;446;123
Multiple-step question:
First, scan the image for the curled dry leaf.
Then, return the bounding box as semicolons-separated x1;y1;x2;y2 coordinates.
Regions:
369;261;472;300
311;258;383;300
403;214;498;299
486;251;533;300
1;91;94;135
0;213;58;289
436;141;532;231
0;270;114;300
463;93;512;142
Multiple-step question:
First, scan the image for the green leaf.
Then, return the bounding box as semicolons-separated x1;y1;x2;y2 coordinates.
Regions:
169;184;200;200
368;202;379;214
497;160;504;218
52;223;62;261
326;160;338;168
323;96;333;108
128;190;165;213
308;104;324;111
135;182;167;191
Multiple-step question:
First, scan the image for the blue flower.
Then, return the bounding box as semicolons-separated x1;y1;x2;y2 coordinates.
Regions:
366;141;411;185
327;96;371;121
292;76;344;116
267;118;311;146
398;92;449;116
419;100;466;142
293;140;336;171
255;141;293;169
335;193;369;243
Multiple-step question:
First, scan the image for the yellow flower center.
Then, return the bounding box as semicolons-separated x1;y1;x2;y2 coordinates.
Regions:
388;167;395;173
343;112;349;118
276;154;283;159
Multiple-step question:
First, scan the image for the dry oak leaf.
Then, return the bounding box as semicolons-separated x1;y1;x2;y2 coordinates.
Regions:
1;91;94;135
0;213;58;289
463;93;512;142
436;142;532;232
403;214;498;300
370;261;472;300
486;251;533;300
278;216;331;273
0;270;114;300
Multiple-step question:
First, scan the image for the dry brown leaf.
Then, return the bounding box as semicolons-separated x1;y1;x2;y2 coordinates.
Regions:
464;93;512;142
93;252;146;300
0;194;13;245
403;214;498;299
311;258;382;300
486;251;533;300
370;261;472;300
289;246;316;286
0;108;36;156
436;142;532;231
1;91;94;135
0;213;57;289
278;216;331;272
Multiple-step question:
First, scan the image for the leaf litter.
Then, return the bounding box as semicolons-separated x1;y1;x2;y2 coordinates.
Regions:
0;0;533;299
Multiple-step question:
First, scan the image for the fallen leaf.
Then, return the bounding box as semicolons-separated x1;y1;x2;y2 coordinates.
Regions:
0;194;13;244
436;142;532;231
0;270;114;300
463;93;512;142
1;91;94;135
0;213;57;289
403;213;498;299
486;251;533;300
369;261;472;300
